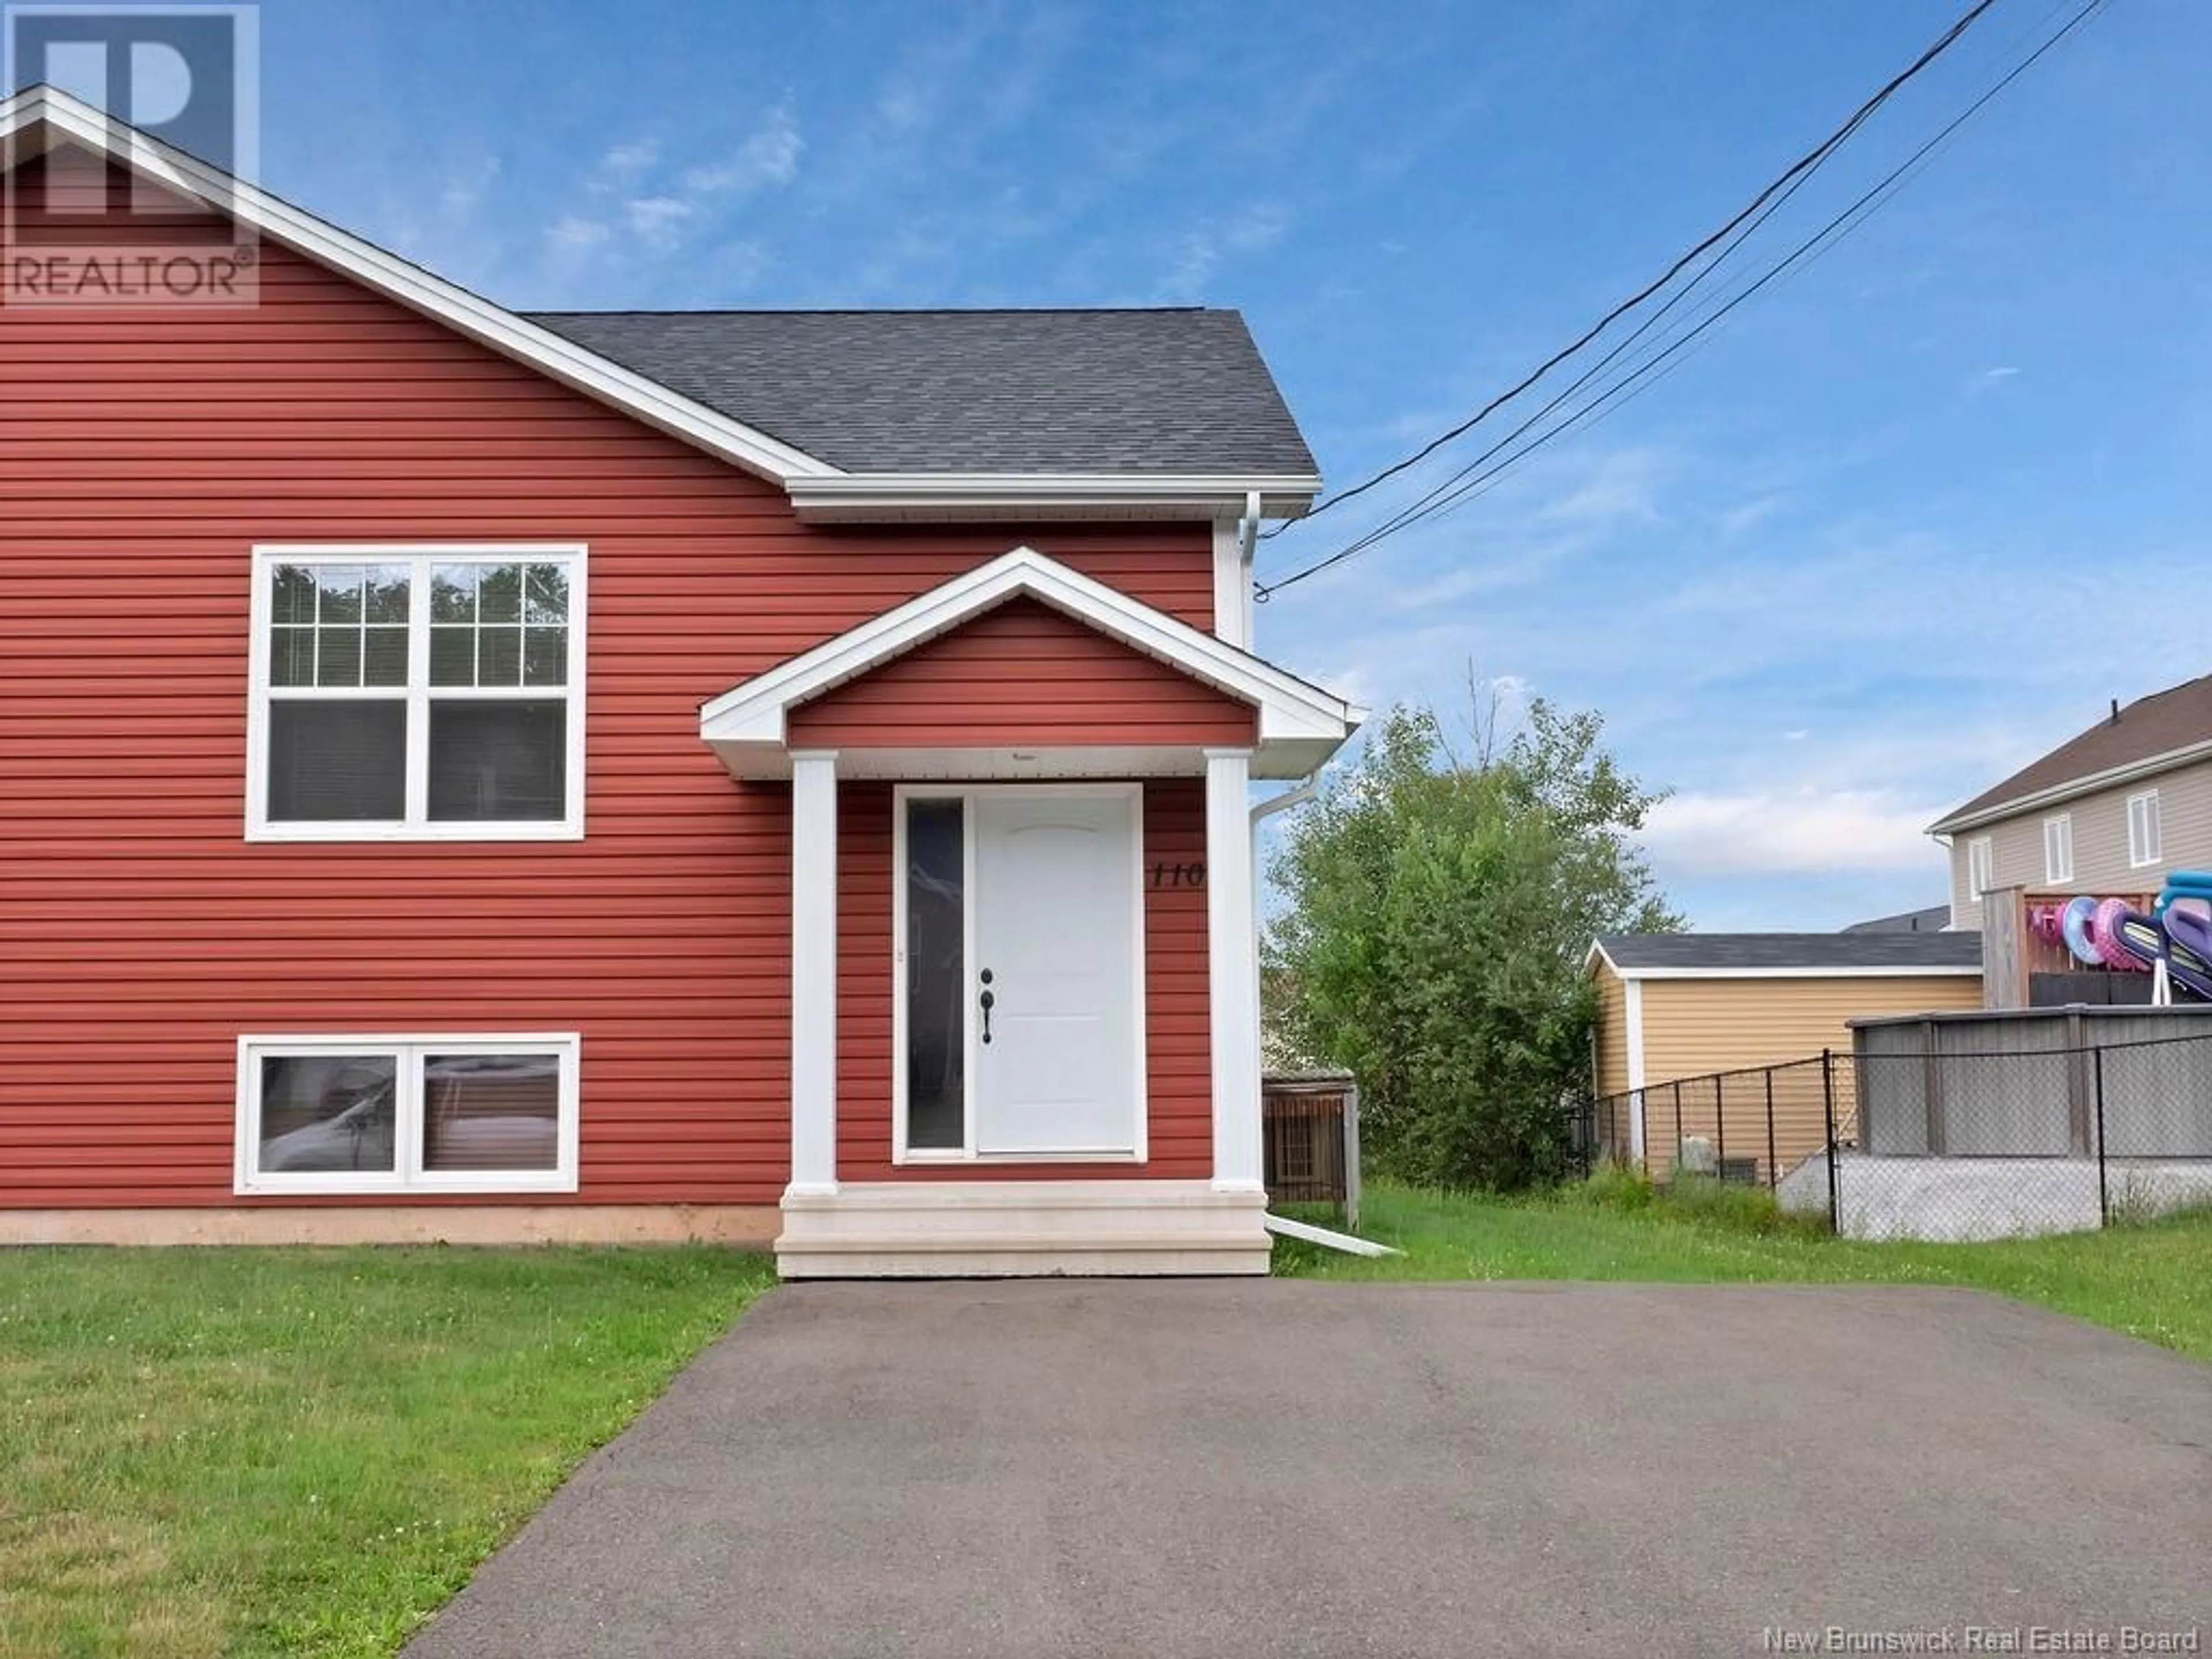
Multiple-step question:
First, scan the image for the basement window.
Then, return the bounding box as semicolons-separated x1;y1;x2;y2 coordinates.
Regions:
248;547;585;840
235;1033;578;1195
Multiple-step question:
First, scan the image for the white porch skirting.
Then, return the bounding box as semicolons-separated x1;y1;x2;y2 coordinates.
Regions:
775;1180;1272;1278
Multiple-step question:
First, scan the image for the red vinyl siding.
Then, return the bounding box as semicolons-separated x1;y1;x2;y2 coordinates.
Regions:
0;158;1221;1210
834;780;1211;1181
788;598;1255;749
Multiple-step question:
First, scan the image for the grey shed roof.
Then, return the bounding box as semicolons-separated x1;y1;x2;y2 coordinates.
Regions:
1596;933;1984;974
524;308;1319;478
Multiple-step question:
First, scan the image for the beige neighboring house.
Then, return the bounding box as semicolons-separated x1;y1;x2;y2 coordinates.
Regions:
1932;675;2212;930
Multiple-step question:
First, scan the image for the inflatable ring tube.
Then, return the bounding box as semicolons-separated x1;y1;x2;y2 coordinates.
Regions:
2166;904;2212;965
2113;909;2166;971
2033;905;2066;946
2162;917;2212;1002
2093;897;2140;971
2155;870;2212;913
2061;895;2102;965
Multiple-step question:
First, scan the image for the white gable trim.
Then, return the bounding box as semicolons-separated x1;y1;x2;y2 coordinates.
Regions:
700;546;1361;778
0;85;840;484
1926;735;2212;837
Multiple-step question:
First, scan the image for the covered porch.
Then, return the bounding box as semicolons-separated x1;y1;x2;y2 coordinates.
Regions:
698;547;1358;1275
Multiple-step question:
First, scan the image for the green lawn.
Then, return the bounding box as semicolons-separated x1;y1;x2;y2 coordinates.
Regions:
1276;1180;2212;1361
0;1246;774;1659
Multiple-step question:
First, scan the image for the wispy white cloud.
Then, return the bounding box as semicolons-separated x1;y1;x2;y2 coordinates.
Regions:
1639;789;1947;877
438;156;501;218
546;215;610;253
595;139;660;184
623;196;694;247
1160;202;1290;300
542;103;803;271
681;103;802;195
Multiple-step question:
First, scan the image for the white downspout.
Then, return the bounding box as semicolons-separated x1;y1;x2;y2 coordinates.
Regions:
1236;488;1260;648
1247;766;1399;1257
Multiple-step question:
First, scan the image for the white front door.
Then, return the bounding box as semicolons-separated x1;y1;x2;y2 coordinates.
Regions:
970;790;1142;1155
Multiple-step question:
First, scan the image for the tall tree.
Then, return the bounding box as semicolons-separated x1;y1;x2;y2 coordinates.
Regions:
1267;695;1680;1190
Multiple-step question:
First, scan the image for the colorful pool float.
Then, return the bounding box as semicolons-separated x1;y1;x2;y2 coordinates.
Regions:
2060;895;2103;966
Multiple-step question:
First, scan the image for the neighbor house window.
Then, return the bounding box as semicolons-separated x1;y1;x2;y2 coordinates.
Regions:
1967;836;1994;901
236;1033;578;1194
248;547;585;839
2128;790;2162;868
2043;814;2073;885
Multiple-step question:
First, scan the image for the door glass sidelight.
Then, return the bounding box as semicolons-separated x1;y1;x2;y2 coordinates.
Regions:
903;798;966;1151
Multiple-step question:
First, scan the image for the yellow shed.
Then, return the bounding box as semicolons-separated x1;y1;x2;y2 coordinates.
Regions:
1587;933;1984;1179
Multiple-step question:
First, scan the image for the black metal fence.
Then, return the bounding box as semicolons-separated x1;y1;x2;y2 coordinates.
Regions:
1580;1029;2212;1239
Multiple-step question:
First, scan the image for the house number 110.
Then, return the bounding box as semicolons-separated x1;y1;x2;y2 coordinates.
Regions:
1150;862;1206;889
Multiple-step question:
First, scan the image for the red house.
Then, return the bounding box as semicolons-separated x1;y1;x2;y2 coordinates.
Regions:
0;86;1361;1275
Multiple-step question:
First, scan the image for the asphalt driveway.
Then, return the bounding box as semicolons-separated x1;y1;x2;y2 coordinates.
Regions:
407;1281;2209;1658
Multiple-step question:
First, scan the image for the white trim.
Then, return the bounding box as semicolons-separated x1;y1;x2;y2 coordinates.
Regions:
1210;516;1249;649
2128;788;2163;869
788;751;840;1198
1967;835;1994;903
234;1031;579;1196
699;545;1361;781
1927;734;2212;835
1606;964;1984;982
1588;940;1980;982
0;86;839;485
1206;748;1264;1195
785;472;1320;523
889;782;1147;1165
245;545;586;841
1623;979;1647;1160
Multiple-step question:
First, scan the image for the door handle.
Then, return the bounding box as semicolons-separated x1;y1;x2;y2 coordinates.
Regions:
979;987;995;1045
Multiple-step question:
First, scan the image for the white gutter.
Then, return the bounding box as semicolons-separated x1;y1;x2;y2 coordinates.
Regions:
787;472;1323;522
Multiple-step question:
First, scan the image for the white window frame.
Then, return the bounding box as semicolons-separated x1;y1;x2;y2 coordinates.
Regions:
2128;789;2162;869
234;1031;580;1196
889;782;1148;1165
2043;813;2073;885
1967;836;1994;902
245;544;588;842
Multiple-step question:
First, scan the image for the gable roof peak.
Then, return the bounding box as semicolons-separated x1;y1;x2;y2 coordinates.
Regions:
1929;671;2212;835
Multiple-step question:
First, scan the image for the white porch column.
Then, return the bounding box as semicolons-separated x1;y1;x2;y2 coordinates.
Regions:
788;749;839;1198
1205;747;1264;1194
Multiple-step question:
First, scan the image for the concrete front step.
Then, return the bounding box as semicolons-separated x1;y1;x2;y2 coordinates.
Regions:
774;1179;1273;1278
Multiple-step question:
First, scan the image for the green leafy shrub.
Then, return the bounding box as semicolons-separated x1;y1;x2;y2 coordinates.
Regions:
1267;699;1677;1191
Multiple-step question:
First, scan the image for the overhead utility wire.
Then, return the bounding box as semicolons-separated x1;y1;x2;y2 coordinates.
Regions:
1262;0;2002;542
1255;0;2101;600
1268;100;1866;583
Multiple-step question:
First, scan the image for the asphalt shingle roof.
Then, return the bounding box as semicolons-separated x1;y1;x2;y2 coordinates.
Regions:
1931;675;2212;831
1596;933;1984;972
524;308;1319;478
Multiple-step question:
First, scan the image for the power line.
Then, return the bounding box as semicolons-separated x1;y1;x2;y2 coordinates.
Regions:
1263;0;2003;543
1256;0;2102;600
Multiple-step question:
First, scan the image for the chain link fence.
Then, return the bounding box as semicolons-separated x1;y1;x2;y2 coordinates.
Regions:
1581;1028;2212;1239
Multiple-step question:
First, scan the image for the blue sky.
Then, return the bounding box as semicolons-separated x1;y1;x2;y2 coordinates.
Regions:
241;1;2210;925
